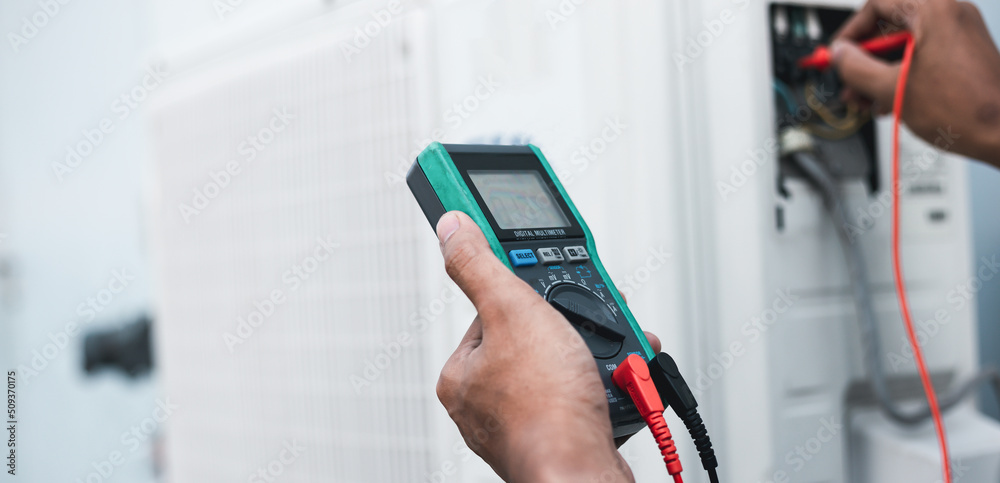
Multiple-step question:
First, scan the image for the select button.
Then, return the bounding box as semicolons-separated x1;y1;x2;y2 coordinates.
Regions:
508;249;538;267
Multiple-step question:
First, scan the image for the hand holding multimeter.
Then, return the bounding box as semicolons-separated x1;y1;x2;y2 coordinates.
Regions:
431;211;647;481
408;144;718;482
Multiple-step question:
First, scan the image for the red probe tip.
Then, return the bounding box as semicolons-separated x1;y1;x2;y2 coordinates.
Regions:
798;31;913;71
798;46;831;70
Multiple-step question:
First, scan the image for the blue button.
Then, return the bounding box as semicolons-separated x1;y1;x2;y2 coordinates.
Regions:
508;249;538;267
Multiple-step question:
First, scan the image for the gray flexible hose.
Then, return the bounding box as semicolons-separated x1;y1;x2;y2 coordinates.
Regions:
790;150;1000;425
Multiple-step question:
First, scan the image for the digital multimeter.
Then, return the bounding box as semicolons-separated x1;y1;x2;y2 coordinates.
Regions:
407;143;655;438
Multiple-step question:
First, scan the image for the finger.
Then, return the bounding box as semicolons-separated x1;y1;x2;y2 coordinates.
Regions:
437;317;484;408
644;331;662;354
840;87;863;105
831;40;901;109
873;99;894;117
833;2;880;42
436;211;537;319
841;89;875;116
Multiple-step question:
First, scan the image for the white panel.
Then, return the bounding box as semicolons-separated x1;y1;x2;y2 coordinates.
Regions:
147;5;456;481
852;409;1000;483
684;0;987;480
0;1;159;482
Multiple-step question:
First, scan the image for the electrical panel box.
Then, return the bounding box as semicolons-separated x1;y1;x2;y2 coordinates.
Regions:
770;4;880;200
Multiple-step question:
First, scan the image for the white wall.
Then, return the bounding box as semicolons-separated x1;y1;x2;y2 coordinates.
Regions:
0;1;158;481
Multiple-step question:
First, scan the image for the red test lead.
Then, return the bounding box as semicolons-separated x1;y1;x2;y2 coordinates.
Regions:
889;35;952;483
613;354;684;483
798;31;912;70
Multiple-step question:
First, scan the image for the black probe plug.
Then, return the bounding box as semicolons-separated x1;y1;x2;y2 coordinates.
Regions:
648;353;720;483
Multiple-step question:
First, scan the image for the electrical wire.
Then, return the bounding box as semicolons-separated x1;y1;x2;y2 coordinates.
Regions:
647;353;719;483
792;29;965;483
772;79;799;114
789;149;1000;423
802;79;869;141
773;76;869;140
805;80;863;131
612;354;684;483
890;36;953;483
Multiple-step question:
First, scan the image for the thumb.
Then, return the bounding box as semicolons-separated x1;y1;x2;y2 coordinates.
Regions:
831;40;900;111
436;211;533;316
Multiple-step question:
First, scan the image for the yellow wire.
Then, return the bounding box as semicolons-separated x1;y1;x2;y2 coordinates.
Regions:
803;80;869;139
805;80;861;129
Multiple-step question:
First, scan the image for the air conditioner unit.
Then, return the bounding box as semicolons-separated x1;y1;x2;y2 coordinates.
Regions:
147;0;1000;481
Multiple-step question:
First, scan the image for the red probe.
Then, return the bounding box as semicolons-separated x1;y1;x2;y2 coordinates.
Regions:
613;354;684;483
798;31;912;70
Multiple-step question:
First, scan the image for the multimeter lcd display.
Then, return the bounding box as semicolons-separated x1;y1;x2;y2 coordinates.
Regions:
468;170;571;230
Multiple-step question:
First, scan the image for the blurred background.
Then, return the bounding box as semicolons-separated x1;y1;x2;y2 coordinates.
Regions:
2;0;1000;482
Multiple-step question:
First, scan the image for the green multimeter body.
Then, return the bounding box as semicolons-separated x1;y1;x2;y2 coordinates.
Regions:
407;143;655;438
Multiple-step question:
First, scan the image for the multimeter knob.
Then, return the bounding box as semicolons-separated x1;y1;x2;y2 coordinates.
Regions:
546;283;625;359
